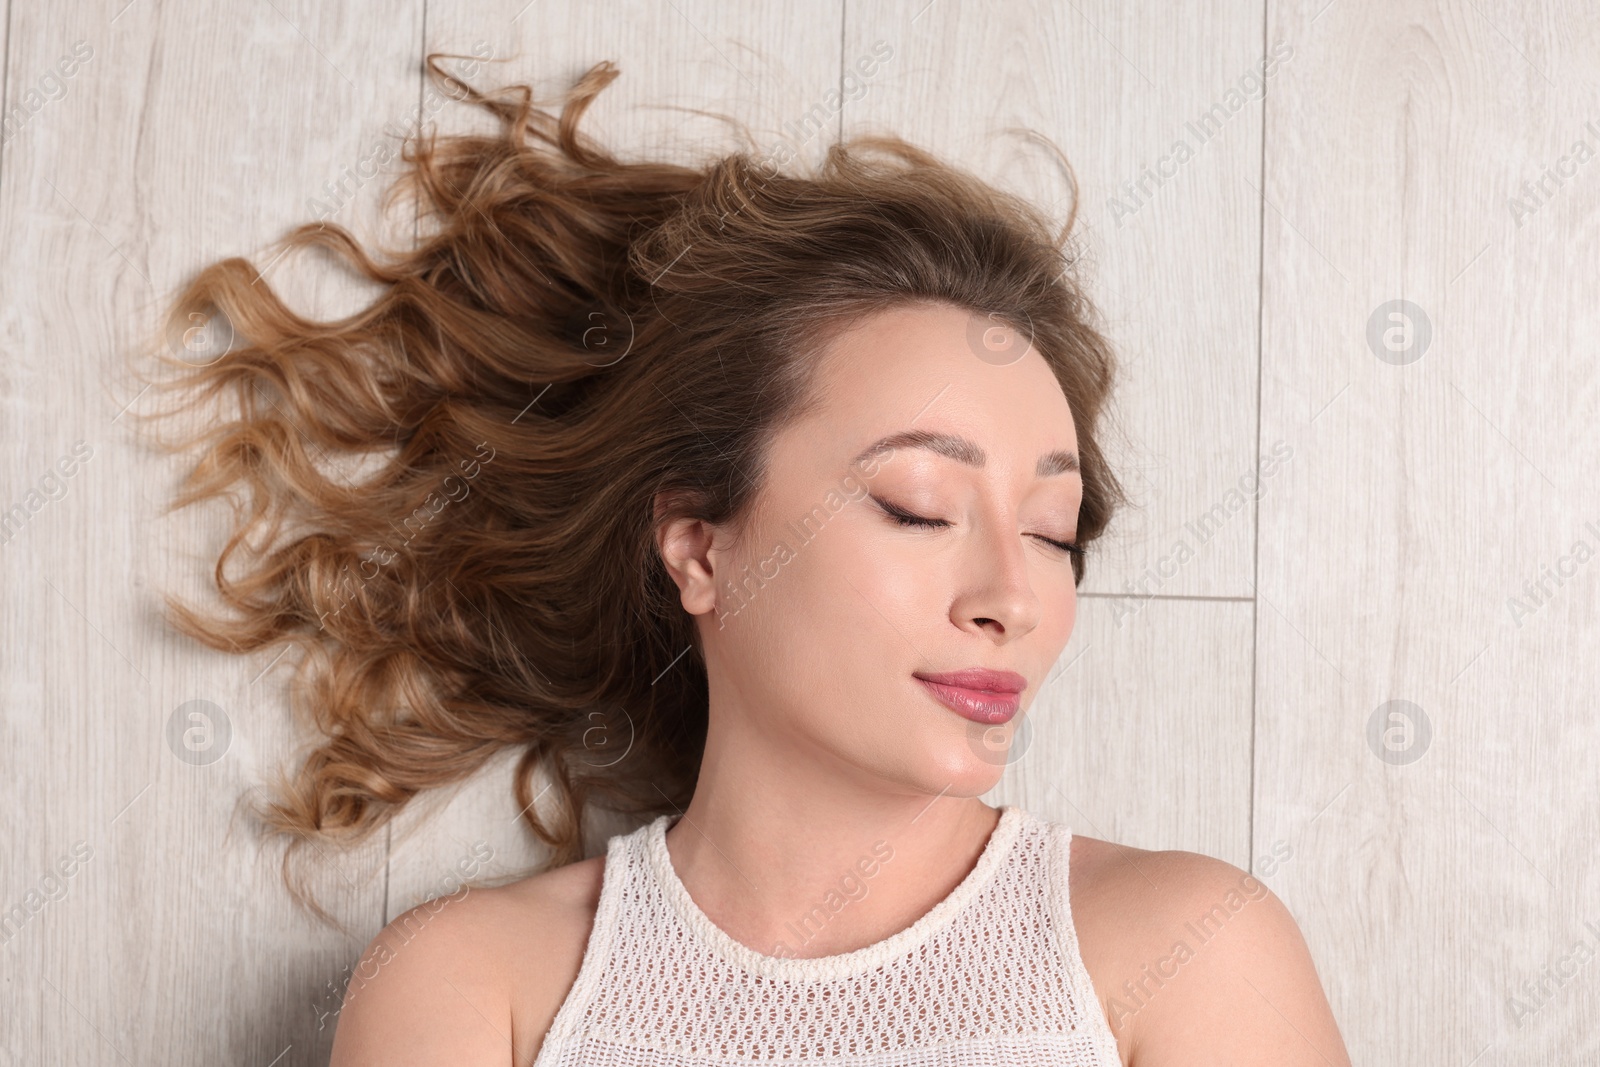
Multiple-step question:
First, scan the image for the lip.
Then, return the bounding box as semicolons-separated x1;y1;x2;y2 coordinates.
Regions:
913;668;1026;725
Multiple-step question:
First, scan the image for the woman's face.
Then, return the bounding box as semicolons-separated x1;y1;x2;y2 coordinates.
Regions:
662;300;1085;800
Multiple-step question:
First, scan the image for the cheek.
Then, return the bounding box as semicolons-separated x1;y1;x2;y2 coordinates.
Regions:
772;536;947;758
1047;579;1078;639
795;515;933;635
723;512;932;685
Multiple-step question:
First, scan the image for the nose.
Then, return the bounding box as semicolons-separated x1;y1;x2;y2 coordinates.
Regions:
953;512;1044;641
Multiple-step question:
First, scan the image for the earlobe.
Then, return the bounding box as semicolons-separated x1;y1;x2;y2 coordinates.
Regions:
657;514;720;616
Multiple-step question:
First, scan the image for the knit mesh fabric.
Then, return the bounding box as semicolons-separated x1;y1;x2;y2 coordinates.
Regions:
533;804;1123;1066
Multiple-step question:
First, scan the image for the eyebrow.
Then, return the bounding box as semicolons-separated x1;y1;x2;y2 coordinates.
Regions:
851;429;1080;478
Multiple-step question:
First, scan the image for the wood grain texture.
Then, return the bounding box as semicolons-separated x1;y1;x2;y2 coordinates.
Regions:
1257;1;1600;1062
0;1;1593;1064
1012;595;1255;870
0;3;420;1065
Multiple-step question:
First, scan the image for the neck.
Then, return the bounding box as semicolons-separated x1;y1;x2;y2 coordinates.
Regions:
662;764;1003;958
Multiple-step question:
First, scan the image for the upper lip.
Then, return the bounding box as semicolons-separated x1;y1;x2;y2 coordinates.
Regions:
913;668;1027;694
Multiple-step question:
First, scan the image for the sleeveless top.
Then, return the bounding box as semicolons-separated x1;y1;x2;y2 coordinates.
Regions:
531;804;1124;1066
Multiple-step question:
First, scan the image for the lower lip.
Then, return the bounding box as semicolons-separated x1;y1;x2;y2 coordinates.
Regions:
915;678;1020;725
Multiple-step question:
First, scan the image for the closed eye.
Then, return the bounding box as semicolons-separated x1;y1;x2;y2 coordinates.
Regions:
876;495;947;531
872;496;1082;558
1039;535;1084;557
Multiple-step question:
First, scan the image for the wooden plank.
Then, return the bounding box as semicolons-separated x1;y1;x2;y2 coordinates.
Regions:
1257;1;1600;1062
0;4;421;1063
1017;596;1255;869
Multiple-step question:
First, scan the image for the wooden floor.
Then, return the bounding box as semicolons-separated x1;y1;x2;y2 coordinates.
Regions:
2;2;1595;1063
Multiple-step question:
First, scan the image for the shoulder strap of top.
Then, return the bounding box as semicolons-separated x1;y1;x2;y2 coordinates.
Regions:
1046;820;1124;1064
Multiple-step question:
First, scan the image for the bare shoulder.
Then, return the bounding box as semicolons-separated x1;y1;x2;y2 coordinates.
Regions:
327;854;606;1067
1067;834;1352;1067
501;854;607;1060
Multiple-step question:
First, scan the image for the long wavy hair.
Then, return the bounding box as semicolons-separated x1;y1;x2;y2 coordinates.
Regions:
132;53;1131;926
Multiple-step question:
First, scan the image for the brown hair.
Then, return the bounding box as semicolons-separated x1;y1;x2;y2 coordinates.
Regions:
132;54;1130;926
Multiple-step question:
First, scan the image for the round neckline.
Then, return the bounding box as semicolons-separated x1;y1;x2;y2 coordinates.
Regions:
642;804;1027;981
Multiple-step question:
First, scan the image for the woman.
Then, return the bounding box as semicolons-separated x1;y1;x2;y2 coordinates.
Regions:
142;55;1351;1066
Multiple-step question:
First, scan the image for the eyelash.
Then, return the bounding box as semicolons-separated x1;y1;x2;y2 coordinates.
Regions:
874;497;1083;558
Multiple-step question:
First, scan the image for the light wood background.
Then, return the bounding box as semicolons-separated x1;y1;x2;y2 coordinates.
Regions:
2;1;1595;1064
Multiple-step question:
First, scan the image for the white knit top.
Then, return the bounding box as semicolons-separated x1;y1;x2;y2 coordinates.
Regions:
531;804;1123;1066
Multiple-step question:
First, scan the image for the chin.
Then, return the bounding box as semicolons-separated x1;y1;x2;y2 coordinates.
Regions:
905;742;1010;798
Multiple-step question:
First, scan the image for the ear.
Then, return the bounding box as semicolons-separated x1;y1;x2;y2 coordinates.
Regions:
654;490;721;617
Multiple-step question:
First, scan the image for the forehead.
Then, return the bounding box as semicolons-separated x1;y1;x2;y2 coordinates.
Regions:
797;302;1080;459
